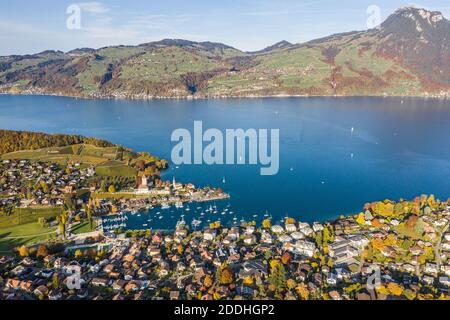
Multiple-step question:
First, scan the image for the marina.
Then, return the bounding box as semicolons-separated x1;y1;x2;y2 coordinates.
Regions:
101;200;240;232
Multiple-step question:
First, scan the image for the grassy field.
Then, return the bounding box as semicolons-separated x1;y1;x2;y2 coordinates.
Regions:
71;221;96;235
91;192;143;200
0;206;62;228
95;161;137;178
1;144;107;165
119;47;226;82
1;143;140;178
0;222;57;255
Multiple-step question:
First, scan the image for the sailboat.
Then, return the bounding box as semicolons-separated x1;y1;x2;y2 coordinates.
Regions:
222;177;226;184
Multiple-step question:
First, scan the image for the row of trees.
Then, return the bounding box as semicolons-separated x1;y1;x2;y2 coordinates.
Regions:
0;129;115;155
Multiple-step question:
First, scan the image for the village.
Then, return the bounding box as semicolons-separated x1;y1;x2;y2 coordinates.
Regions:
1;182;450;300
0;159;94;210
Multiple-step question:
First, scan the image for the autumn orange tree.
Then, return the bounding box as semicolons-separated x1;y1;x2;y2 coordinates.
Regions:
387;283;404;296
218;266;233;285
36;245;49;258
281;252;291;265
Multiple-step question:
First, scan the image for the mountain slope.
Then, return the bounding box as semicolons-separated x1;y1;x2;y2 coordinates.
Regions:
0;7;449;98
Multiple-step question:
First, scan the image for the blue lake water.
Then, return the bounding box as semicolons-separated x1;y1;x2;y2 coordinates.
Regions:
1;95;449;229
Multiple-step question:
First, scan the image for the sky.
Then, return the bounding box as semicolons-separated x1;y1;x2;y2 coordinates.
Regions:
1;0;449;55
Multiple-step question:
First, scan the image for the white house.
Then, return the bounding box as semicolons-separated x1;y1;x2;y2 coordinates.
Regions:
424;262;438;275
439;276;450;287
243;234;257;245
203;229;217;241
278;234;293;243
294;240;316;257
245;226;256;235
285;224;297;233
271;225;284;234
291;231;305;240
261;231;273;244
313;222;324;232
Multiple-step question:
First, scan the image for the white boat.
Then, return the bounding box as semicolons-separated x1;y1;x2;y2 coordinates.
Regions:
222;177;226;184
143;224;148;227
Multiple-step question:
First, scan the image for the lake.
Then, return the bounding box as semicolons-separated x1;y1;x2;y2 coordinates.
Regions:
1;94;449;229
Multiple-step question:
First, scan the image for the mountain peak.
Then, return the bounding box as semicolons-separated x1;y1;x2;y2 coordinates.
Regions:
252;40;293;54
379;6;449;38
389;7;446;26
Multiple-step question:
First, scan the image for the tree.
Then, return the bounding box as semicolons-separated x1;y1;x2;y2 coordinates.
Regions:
296;283;309;300
108;185;116;193
262;219;271;229
136;160;146;171
36;245;49;258
52;273;60;289
269;263;287;293
387;283;403;296
327;257;334;268
281;252;291;265
87;205;93;229
218;267;233;285
243;277;254;286
285;217;296;225
204;275;213;288
286;279;297;291
323;225;333;244
75;249;83;259
356;213;366;226
315;231;323;248
59;217;66;239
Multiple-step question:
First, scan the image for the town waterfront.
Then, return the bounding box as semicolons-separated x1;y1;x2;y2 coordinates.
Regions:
1;95;450;229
